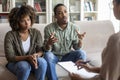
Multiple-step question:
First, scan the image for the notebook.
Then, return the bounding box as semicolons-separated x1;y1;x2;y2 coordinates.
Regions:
57;61;99;79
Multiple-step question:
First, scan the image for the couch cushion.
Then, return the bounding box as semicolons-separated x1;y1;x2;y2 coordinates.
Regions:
0;57;17;80
86;52;102;67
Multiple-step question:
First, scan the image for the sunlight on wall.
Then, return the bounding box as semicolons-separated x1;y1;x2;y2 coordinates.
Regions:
98;0;120;32
109;0;120;32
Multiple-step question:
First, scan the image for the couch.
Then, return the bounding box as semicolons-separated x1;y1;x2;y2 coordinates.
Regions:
0;20;115;80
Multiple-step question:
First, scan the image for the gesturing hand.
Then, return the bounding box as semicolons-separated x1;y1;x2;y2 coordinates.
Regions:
47;32;58;46
75;29;86;40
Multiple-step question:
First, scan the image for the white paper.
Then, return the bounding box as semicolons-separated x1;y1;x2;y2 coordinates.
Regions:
58;61;99;79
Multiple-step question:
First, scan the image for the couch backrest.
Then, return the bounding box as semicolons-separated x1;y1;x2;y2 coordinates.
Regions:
74;20;115;54
0;23;11;56
0;21;115;57
32;24;46;38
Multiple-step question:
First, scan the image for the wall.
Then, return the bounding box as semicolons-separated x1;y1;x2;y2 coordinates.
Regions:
98;0;120;32
98;0;111;20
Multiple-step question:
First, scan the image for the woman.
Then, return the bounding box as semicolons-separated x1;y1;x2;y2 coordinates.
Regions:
70;0;120;80
4;5;47;80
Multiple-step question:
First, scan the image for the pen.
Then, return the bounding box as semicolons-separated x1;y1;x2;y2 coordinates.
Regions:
74;60;90;66
81;60;90;64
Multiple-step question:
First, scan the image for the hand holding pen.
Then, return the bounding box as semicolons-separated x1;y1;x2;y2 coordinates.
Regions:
75;60;90;70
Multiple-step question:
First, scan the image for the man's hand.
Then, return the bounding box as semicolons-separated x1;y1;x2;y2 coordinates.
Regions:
47;32;58;46
75;29;86;40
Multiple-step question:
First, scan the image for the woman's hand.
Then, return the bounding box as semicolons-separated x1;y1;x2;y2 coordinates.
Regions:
75;59;84;69
27;54;38;69
70;73;83;80
75;60;93;72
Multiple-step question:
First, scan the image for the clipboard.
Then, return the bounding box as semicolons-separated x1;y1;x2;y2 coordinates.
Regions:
57;61;99;79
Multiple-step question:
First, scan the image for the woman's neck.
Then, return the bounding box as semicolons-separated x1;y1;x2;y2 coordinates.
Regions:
19;30;29;41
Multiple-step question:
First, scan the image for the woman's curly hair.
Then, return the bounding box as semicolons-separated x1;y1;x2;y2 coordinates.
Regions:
8;5;36;31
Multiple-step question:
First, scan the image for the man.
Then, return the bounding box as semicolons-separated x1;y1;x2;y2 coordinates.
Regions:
44;3;86;80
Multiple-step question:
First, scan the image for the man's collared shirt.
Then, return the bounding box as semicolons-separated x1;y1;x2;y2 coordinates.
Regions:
44;22;80;56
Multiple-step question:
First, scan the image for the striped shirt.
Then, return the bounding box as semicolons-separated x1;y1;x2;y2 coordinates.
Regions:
44;22;80;56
